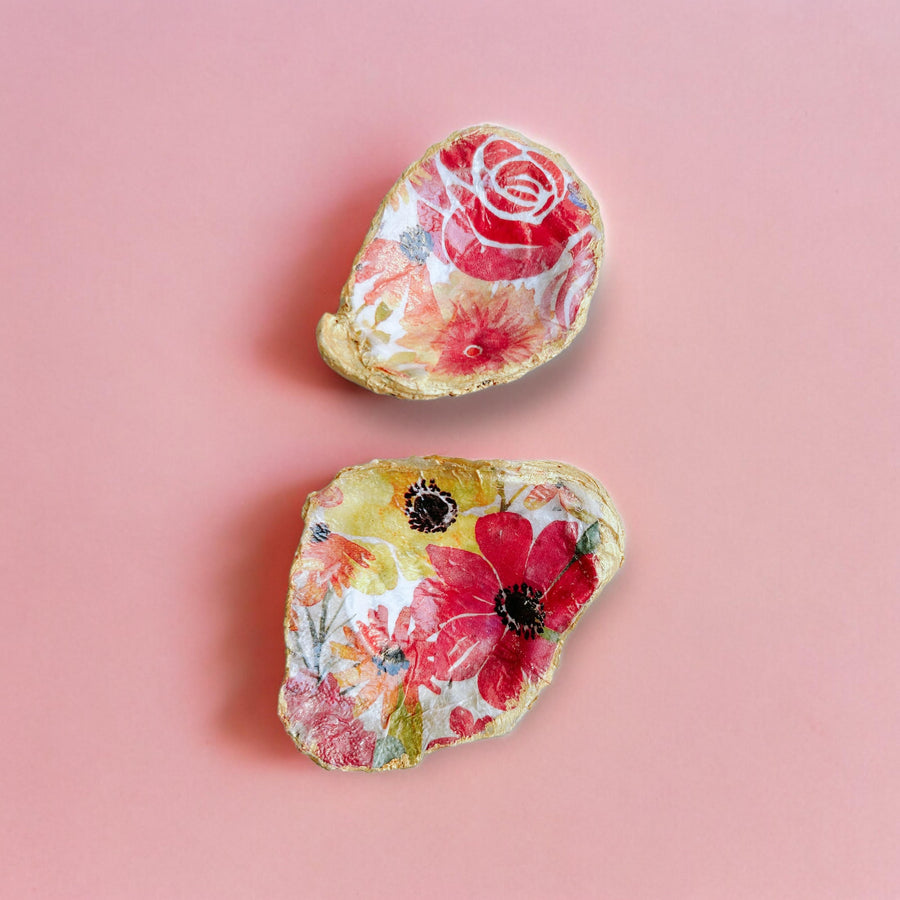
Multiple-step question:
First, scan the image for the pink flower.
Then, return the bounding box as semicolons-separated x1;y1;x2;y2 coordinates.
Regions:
282;670;376;769
430;292;546;377
523;482;583;514
426;706;493;751
412;512;599;710
417;130;594;282
398;273;547;378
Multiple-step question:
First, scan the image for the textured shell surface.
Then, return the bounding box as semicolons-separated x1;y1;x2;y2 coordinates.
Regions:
279;457;624;771
317;125;605;399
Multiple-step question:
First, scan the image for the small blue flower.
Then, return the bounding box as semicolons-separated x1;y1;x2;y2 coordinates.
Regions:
373;645;410;677
399;225;433;264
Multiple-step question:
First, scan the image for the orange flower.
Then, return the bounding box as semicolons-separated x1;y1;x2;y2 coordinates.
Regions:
331;606;417;727
292;527;375;610
354;231;435;308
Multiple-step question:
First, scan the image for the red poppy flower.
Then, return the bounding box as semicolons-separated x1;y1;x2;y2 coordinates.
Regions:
412;512;599;710
281;670;376;769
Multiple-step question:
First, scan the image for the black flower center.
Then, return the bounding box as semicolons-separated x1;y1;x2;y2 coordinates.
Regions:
494;583;546;639
310;522;331;543
373;644;409;677
404;478;458;533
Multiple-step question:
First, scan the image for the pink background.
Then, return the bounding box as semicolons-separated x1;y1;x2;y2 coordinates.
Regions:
2;2;898;897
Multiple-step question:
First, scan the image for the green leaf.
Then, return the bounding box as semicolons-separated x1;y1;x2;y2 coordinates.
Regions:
575;521;602;557
386;687;423;765
374;301;392;324
373;735;405;769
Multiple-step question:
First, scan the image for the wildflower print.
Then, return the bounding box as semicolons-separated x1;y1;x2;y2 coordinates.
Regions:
412;512;599;710
426;707;494;750
403;478;459;533
331;605;439;726
282;670;377;770
399;271;547;377
280;459;624;770
354;232;434;310
337;126;603;392
322;460;499;580
524;482;584;517
429;293;545;376
290;530;375;609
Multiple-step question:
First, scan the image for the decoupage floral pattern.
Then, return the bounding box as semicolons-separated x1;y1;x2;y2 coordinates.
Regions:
279;458;624;771
339;125;604;394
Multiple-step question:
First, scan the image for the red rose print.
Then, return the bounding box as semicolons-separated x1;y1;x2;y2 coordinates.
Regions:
536;231;598;328
411;512;599;710
417;130;594;282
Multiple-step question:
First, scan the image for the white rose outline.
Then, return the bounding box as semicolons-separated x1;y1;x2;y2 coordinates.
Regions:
470;138;566;226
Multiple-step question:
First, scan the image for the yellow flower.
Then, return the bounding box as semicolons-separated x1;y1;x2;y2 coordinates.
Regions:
319;458;501;581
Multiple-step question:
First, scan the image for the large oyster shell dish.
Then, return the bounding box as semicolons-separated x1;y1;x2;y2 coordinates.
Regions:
279;457;624;771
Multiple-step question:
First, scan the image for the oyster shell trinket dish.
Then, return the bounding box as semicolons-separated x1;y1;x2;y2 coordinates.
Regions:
279;457;624;771
317;125;605;398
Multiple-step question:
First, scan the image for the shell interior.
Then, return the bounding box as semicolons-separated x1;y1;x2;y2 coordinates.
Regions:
279;457;624;771
317;125;605;398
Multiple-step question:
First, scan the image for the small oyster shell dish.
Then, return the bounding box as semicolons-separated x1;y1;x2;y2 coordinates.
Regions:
279;457;624;771
317;125;605;398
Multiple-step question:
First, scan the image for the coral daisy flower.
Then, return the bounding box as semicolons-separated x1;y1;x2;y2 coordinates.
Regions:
412;512;599;710
430;295;546;377
330;605;437;725
399;272;547;379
